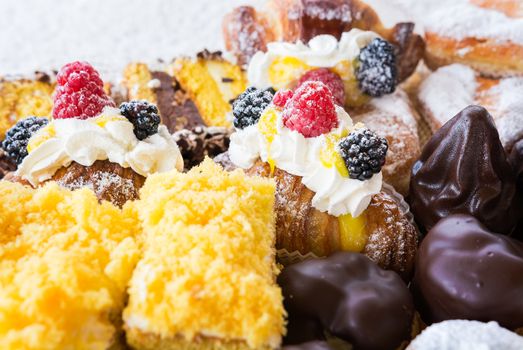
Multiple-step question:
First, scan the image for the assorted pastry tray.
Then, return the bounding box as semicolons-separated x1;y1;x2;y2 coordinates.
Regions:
0;0;522;349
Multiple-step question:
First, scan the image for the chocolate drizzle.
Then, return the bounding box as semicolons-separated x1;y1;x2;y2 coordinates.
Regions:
278;252;414;350
150;71;205;133
413;214;523;330
409;105;523;236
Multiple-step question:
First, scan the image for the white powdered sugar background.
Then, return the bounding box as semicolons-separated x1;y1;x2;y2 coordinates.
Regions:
0;0;263;79
0;0;418;80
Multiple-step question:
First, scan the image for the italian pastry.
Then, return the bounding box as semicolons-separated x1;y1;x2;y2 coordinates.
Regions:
417;63;523;152
123;159;285;350
228;82;418;279
409;105;523;235
409;0;523;77
0;71;54;138
2;61;183;207
0;181;141;349
278;252;416;350
243;28;421;194
407;320;523;350
412;214;523;331
222;0;424;81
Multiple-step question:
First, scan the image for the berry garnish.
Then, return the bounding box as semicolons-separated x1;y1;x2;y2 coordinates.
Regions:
53;61;115;120
282;81;338;138
296;68;345;106
1;117;49;164
119;100;161;140
232;87;275;129
338;128;388;181
273;89;294;108
356;38;397;97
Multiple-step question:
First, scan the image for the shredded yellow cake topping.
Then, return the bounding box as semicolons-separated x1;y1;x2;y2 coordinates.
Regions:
124;159;284;349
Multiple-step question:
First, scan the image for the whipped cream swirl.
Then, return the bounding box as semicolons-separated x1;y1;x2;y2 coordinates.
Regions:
17;107;183;186
248;29;379;89
229;106;382;217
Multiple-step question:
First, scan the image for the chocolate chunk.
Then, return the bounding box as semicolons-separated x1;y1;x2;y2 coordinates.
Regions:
173;126;231;170
278;252;414;350
412;214;523;330
408;105;523;236
283;341;333;350
150;71;205;132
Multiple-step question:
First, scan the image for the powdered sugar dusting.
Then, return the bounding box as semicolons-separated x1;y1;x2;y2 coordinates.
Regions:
418;64;477;130
407;320;523;350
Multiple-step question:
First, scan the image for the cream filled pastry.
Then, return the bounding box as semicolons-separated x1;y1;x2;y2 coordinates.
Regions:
248;29;398;105
226;82;418;279
2;61;183;207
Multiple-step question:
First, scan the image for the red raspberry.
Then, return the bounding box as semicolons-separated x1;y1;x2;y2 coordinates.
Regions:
296;68;345;106
282;81;338;138
53;61;114;120
273;89;294;108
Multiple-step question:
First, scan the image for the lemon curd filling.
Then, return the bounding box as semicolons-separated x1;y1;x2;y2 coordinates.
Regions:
319;132;349;178
27;123;55;153
257;108;279;174
338;213;367;252
268;57;311;90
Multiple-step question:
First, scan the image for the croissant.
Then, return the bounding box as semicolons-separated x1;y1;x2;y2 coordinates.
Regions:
247;160;418;280
222;0;424;82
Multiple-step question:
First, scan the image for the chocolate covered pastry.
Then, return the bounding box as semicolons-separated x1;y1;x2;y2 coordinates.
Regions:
409;105;523;235
223;0;424;81
412;214;523;330
229;83;418;279
278;252;415;350
283;341;333;350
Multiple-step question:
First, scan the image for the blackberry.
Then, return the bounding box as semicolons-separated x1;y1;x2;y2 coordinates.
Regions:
119;100;161;140
356;38;397;97
338;128;388;181
232;86;275;129
1;117;49;165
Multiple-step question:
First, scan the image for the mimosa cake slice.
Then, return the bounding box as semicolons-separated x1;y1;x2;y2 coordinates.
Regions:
124;159;285;350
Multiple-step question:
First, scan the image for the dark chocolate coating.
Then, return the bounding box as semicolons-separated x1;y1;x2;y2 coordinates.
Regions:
283;341;333;350
408;105;523;235
510;139;523;192
413;214;523;330
278;252;414;350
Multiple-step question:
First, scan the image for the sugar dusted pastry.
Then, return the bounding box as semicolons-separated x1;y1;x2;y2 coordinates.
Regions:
410;0;523;77
0;181;141;350
407;320;523;350
2;62;183;207
124;159;284;349
228;82;418;279
418;63;523;152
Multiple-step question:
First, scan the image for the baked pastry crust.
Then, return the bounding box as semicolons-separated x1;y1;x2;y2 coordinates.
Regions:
223;0;424;81
349;89;421;195
247;160;418;280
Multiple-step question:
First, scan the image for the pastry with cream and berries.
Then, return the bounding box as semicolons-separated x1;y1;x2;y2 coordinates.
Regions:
222;0;424;80
2;61;183;207
241;29;421;194
226;82;418;279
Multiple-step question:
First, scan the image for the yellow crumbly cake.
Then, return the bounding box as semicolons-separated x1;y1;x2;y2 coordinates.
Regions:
171;54;246;127
0;79;54;137
124;159;284;350
0;182;141;350
122;63;158;104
